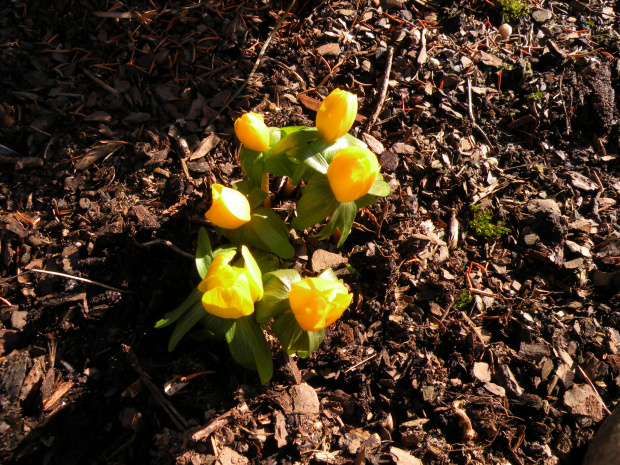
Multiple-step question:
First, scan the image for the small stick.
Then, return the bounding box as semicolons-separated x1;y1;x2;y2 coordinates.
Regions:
345;353;378;373
208;0;297;124
122;344;189;430
29;268;131;293
136;238;194;260
577;365;611;416
363;46;394;133
467;79;493;148
80;66;120;97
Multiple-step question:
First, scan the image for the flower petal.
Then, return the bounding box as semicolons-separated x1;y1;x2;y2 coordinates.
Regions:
205;184;251;229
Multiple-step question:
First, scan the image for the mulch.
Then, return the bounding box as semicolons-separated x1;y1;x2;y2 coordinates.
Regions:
2;1;620;464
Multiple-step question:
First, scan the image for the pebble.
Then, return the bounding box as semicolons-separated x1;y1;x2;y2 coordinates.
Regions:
532;9;553;23
498;23;512;40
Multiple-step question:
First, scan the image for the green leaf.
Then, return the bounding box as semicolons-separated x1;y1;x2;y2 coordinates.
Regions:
303;134;366;165
368;175;391;197
240;148;265;188
291;174;338;230
199;312;235;340
271;312;325;359
354;193;376;209
268;127;283;146
264;151;299;178
241;208;294;258
155;287;203;328
264;127;319;160
225;315;273;384
288;144;329;175
314;201;357;247
317;267;338;281
168;301;206;351
247;187;268;210
255;269;301;323
253;250;280;275
196;228;213;280
291;161;317;185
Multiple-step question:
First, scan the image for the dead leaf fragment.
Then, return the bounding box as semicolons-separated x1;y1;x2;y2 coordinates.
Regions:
390;447;423;465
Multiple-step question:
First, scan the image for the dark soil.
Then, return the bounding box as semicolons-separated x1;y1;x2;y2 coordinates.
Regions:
2;1;620;464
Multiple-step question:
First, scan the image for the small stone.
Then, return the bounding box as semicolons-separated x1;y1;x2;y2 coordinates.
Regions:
527;199;561;217
532;8;553;23
584;405;620;464
290;383;320;415
311;249;347;273
316;43;340;56
11;310;28;330
564;384;604;422
564;258;584;270
473;362;491;383
498;23;512;40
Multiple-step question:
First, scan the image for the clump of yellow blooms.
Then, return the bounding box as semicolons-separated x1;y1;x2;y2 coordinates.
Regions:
316;88;358;143
288;277;353;331
234;112;270;152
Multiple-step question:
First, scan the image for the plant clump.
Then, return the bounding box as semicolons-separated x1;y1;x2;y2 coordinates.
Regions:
469;205;510;241
155;88;391;384
500;0;527;22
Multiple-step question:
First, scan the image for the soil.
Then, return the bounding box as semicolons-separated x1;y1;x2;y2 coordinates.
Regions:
2;1;620;464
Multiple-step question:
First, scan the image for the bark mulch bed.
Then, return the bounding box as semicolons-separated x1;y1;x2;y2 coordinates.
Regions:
2;1;620;464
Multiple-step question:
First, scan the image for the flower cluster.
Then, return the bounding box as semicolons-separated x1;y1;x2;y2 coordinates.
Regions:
156;89;390;384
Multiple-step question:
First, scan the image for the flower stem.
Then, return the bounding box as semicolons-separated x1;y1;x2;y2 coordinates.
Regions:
261;169;271;208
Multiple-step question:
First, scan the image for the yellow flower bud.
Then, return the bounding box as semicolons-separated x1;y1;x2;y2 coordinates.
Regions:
205;184;251;229
316;89;358;143
326;146;380;203
288;277;352;331
198;246;263;319
234;112;270;152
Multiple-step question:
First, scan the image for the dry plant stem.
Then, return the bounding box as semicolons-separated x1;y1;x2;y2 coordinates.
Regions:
136;238;194;259
209;0;297;124
466;78;493;148
80;66;120;97
363;46;394;133
122;344;189;430
577;365;611;416
29;268;131;293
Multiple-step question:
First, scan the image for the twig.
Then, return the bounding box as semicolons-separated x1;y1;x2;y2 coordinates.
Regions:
466;78;493;148
136;239;194;259
29;268;131;293
191;403;249;441
345;353;378;373
80;66;120;97
122;344;190;430
577;365;611;416
363;46;394;133
208;0;297;124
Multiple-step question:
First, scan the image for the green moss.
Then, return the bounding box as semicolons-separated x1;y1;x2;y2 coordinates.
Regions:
500;0;527;22
469;205;510;241
454;291;473;310
527;91;545;101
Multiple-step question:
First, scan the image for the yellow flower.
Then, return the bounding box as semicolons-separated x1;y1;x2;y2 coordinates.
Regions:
288;277;352;331
326;146;380;203
234;112;270;152
316;89;358;143
198;246;263;319
205;184;251;229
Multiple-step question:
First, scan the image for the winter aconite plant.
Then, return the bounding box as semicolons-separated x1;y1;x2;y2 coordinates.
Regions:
156;89;390;383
